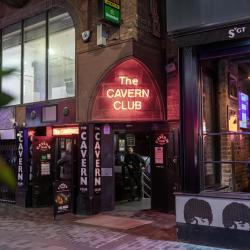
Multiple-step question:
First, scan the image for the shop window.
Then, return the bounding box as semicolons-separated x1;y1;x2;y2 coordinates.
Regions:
48;9;75;100
2;23;22;105
23;14;46;103
202;57;250;192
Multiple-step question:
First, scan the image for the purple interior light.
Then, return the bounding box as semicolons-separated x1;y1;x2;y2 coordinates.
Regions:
239;91;249;129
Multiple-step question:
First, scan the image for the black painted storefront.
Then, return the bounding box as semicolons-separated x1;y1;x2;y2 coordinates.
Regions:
172;12;250;250
77;122;180;214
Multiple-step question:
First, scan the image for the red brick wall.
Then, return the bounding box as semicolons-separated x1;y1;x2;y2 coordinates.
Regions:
0;0;167;123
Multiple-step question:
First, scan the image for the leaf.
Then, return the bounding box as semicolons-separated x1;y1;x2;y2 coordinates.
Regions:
0;69;15;77
0;92;13;106
0;68;16;190
0;156;16;191
0;69;15;106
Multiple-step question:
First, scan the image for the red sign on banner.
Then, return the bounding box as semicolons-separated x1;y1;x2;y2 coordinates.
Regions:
91;59;164;121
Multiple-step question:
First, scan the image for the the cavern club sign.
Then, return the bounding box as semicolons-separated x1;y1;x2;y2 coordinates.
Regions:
91;58;164;121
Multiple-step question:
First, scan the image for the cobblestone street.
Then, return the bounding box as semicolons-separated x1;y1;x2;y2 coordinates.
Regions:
0;204;230;250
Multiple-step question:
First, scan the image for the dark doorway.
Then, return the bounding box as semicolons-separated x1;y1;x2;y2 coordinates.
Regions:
114;132;152;211
32;136;55;207
31;134;78;212
54;135;78;213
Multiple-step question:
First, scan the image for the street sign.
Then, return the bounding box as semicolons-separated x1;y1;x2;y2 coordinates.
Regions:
103;0;121;25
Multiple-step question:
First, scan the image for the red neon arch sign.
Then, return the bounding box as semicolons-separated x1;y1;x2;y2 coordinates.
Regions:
91;58;164;121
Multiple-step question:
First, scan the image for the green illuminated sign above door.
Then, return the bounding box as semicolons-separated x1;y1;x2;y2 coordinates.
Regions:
103;0;121;25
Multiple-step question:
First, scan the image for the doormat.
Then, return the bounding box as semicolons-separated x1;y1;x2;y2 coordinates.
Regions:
75;214;153;230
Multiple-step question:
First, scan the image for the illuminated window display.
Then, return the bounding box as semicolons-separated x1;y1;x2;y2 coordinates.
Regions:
239;92;249;129
202;57;250;192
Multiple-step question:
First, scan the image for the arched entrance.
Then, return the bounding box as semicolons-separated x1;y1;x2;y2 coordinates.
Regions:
91;58;164;122
90;58;171;212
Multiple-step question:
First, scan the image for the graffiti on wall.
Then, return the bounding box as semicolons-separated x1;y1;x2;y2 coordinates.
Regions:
176;195;250;231
184;198;213;226
222;202;250;230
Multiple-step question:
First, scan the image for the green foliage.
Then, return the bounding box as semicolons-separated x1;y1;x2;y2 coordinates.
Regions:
0;157;16;190
0;69;16;190
0;92;13;106
0;69;14;106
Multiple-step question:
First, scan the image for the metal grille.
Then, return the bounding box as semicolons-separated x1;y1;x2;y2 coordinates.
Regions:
0;139;17;203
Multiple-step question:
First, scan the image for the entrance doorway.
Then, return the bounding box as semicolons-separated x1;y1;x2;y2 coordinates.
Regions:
54;136;78;213
114;132;151;211
31;133;78;211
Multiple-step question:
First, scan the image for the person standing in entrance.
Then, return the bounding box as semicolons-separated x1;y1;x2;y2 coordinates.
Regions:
124;147;145;201
57;142;72;181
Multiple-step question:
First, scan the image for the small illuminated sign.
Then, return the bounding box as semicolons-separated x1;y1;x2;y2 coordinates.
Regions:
91;59;163;121
36;141;51;151
53;127;79;136
239;92;249;129
103;0;121;25
155;134;169;145
28;129;36;137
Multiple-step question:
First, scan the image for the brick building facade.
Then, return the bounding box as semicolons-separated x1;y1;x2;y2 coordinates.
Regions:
0;0;180;214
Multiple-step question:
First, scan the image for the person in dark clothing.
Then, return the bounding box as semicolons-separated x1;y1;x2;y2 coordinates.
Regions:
57;142;72;181
124;147;145;201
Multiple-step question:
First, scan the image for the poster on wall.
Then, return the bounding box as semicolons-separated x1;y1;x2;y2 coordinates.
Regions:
35;139;52;176
153;133;168;168
94;125;101;194
176;194;250;231
227;107;238;132
79;125;88;194
155;147;163;164
53;180;71;219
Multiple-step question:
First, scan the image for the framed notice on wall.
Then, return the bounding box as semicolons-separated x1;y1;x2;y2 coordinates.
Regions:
228;73;238;100
155;146;164;164
228;106;238;132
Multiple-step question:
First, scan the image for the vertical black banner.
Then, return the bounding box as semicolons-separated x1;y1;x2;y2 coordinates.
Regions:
28;136;33;183
79;125;88;194
94;125;101;194
16;128;25;187
15;128;29;206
